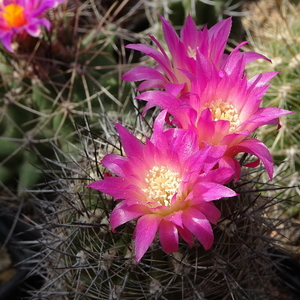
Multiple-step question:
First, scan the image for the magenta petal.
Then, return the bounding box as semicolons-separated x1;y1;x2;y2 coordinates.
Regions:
125;43;171;75
165;82;186;96
196;109;215;144
202;167;235;185
101;154;128;177
87;176;127;194
241;107;292;132
110;202;151;230
182;146;210;183
178;225;194;247
182;207;214;250
193;202;221;225
227;138;274;179
122;66;167;82
193;182;237;202
169;129;199;164
87;177;142;200
248;71;279;89
211;120;231;145
115;123;144;160
203;145;227;173
38;17;51;30
159;220;179;254
29;0;66;14
244;159;260;168
195;50;213;79
243;51;271;65
209;17;232;48
163;210;183;228
138;79;166;91
160;15;180;59
149;110;170;150
25;24;41;36
134;214;162;262
181;15;198;47
136;90;181;111
221;131;250;150
219;156;242;182
0;34;13;52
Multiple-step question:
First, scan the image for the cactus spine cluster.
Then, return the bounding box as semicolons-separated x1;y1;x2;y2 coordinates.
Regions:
0;1;298;300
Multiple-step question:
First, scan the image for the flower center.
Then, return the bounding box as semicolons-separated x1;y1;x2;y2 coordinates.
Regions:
142;166;180;206
204;99;240;131
2;4;27;28
187;46;197;60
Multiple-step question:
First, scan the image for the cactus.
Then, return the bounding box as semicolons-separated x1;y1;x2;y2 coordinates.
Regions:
0;1;298;300
160;0;246;42
25;109;295;300
241;0;300;217
0;0;144;195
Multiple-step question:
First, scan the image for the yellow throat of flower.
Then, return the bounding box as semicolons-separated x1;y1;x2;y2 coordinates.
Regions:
187;46;197;60
142;166;180;207
2;4;27;28
204;99;240;131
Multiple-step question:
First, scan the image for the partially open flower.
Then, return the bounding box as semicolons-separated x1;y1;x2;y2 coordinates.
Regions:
88;113;237;262
122;15;266;96
127;15;292;180
0;0;66;52
137;50;291;180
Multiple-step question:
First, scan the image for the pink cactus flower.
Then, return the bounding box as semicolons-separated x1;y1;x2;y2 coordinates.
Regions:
121;15;292;180
124;15;292;181
122;15;266;96
88;113;237;262
137;53;291;180
0;0;66;52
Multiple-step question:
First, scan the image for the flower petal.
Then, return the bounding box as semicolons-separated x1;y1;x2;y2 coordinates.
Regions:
110;202;151;230
101;154;128;177
122;66;167;83
160;15;181;61
138;79;166;91
0;34;12;52
226;138;274;179
193;202;221;225
201;167;234;184
193;182;237;202
87;176;142;200
159;220;179;254
125;43;172;78
178;225;194;247
134;214;162;262
136;90;181;112
182;207;214;250
115;123;144;160
163;210;183;228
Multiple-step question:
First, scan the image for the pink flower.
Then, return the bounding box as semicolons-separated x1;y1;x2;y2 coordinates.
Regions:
0;0;66;52
122;15;292;180
122;15;265;96
137;53;291;179
88;113;237;262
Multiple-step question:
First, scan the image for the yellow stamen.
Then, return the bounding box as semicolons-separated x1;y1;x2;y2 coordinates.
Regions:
187;46;197;60
142;166;180;206
204;99;240;131
2;4;27;28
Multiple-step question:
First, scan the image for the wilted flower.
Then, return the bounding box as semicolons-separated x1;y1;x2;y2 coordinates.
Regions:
88;113;237;262
122;15;266;96
0;0;66;52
